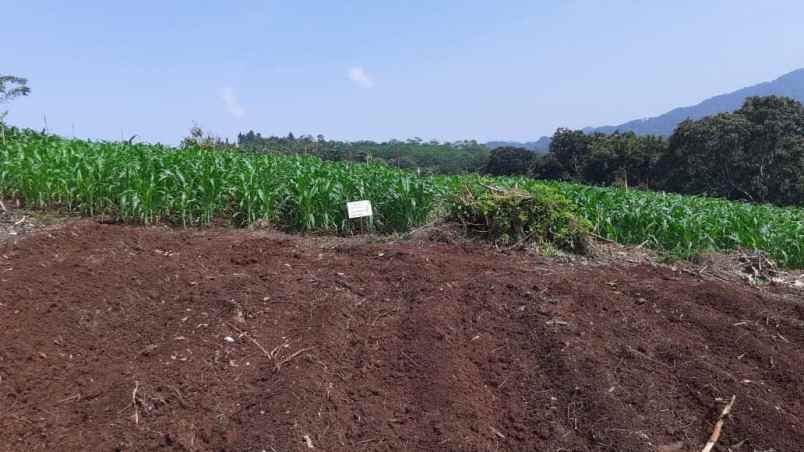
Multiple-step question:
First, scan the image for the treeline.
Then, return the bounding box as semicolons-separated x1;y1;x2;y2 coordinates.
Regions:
237;132;489;175
229;95;804;206
487;96;804;206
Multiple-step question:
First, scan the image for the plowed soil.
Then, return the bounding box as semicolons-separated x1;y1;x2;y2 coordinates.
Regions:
1;221;802;451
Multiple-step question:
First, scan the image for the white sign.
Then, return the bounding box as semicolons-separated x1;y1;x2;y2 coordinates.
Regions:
347;200;373;219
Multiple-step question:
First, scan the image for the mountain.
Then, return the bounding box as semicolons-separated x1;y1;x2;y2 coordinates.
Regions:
510;68;804;150
584;68;804;136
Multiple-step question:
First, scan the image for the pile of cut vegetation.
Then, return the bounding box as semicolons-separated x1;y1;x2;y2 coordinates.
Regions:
449;181;590;254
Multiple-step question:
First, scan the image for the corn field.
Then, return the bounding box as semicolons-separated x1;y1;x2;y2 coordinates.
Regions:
2;128;803;267
0;128;433;233
554;182;804;267
434;175;804;267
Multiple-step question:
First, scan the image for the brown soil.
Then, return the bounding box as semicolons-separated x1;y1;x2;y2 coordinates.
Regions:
1;221;802;451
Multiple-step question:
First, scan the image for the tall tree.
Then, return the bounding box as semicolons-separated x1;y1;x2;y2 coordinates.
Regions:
0;75;30;105
549;128;592;180
1;75;31;142
485;147;534;176
583;132;664;187
662;96;804;205
735;96;804;203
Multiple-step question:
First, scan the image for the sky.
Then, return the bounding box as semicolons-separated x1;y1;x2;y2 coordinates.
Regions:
3;0;804;145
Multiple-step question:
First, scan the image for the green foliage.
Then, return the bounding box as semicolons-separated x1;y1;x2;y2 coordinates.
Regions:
540;96;804;207
582;132;664;187
1;75;31;139
534;128;666;187
237;131;490;175
180;124;234;150
449;180;590;253
0;127;433;233
663;96;804;205
564;182;804;267
0;75;30;105
484;146;536;176
430;174;804;267
484;177;804;267
544;128;592;180
2;127;803;267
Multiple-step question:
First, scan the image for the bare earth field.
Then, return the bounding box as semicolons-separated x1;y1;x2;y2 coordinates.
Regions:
1;216;803;451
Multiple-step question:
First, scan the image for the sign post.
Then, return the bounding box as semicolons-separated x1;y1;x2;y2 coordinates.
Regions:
346;200;373;234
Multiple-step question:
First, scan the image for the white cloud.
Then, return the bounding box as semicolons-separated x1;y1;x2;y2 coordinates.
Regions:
348;66;375;88
220;87;245;118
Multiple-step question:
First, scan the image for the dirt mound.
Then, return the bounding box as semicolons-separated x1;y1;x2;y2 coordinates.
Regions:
1;221;802;451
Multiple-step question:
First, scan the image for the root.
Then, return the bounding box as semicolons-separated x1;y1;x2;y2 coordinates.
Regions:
131;381;140;425
275;347;313;372
224;322;312;372
700;395;736;452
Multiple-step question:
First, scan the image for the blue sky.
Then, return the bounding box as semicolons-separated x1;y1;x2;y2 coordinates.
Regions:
3;1;803;144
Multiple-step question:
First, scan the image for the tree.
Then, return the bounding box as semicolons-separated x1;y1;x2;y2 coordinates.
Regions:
734;96;804;203
538;97;804;206
181;124;232;150
661;114;753;198
528;153;567;180
549;128;592;180
0;75;30;105
1;75;31;142
662;96;804;205
582;132;664;187
536;129;665;185
485;147;535;176
233;130;490;175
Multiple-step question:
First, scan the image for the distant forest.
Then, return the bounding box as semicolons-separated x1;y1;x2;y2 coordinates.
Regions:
236;133;489;175
224;96;804;207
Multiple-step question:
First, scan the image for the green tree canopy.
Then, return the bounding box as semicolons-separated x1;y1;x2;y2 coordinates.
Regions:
237;131;489;175
532;96;804;206
548;128;592;180
663;95;804;205
534;128;665;188
485;146;535;176
0;75;30;105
